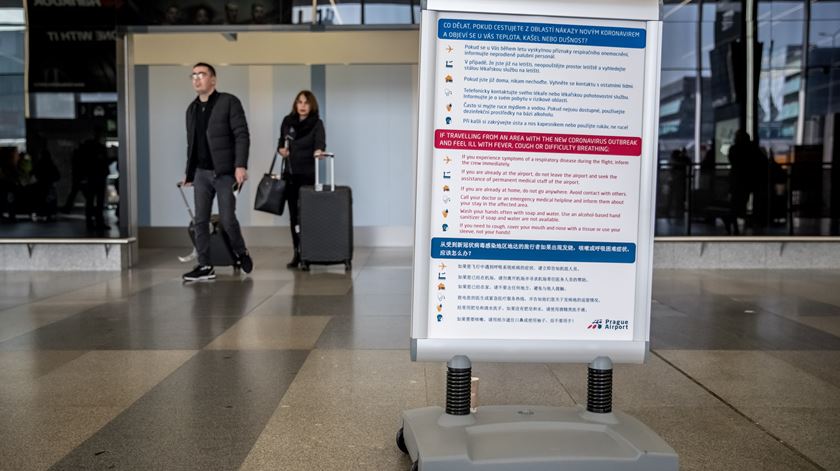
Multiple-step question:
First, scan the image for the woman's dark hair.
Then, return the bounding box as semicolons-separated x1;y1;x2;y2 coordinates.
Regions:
291;90;319;116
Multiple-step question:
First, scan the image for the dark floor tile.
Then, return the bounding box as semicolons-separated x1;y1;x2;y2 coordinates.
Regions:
651;305;840;350
651;315;762;350
0;280;275;350
255;294;354;317
49;350;309;471
655;293;752;317
253;292;409;318
315;315;410;349
351;268;412;295
0;272;117;304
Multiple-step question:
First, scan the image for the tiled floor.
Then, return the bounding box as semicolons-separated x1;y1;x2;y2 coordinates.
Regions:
0;248;839;470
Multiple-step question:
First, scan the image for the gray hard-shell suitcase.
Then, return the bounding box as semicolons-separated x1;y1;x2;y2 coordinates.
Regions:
177;182;238;268
298;153;353;271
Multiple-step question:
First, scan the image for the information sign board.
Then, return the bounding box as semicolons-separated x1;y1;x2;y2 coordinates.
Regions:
411;4;662;363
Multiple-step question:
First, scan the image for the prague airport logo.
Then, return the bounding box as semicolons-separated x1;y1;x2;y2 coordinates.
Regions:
587;319;629;331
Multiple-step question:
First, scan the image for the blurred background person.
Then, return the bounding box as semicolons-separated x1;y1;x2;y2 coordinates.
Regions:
220;2;240;24
160;4;181;25
250;2;268;24
192;6;212;25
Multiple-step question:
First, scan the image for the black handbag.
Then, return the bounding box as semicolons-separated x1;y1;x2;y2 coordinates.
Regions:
254;153;289;215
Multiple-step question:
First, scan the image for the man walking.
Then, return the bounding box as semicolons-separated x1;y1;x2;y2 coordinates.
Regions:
182;62;253;281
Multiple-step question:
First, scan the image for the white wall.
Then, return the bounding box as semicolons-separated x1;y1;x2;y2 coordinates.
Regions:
325;64;415;227
142;63;417;245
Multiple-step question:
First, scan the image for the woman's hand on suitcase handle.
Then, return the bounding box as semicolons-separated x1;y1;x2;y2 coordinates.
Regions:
314;149;325;160
179;176;192;188
278;147;290;158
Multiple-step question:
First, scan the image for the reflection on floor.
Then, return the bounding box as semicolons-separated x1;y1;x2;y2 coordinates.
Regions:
0;208;124;239
0;248;838;470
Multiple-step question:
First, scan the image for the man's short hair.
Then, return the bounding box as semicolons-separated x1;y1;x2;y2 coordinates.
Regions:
193;62;216;77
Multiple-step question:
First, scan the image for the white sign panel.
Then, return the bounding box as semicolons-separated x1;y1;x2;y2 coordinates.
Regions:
412;6;662;363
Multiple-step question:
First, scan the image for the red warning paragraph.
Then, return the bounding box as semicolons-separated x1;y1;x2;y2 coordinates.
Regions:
435;130;642;156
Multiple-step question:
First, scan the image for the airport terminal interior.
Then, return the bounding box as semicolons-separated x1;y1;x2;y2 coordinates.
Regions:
1;0;840;470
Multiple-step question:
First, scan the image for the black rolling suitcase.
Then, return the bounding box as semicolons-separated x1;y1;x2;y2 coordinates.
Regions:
299;153;353;271
177;182;237;268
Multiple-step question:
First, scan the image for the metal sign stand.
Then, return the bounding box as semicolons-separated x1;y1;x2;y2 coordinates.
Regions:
397;355;677;470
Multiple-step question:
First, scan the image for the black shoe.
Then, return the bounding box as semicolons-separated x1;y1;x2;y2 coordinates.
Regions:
238;251;253;274
183;265;216;281
286;256;300;269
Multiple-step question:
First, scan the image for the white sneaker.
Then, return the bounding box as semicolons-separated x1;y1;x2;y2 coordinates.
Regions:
178;248;197;263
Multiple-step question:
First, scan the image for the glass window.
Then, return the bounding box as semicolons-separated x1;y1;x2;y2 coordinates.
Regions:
663;0;699;22
292;0;362;25
659;70;698;153
759;68;800;143
31;93;76;119
701;4;743;71
0;8;25;25
805;65;840;120
0;28;23;142
809;20;840;67
811;0;840;20
758;0;806;21
759;18;804;69
365;0;416;25
662;21;699;69
0;74;24;141
703;0;744;21
0;29;23;74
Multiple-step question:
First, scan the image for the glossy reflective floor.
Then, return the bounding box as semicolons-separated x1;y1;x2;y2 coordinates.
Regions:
1;248;839;470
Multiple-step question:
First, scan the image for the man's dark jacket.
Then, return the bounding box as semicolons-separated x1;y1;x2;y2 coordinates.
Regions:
185;92;249;182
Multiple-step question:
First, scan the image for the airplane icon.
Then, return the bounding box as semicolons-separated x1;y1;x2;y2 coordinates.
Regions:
446;45;454;53
444;156;452;164
438;262;447;270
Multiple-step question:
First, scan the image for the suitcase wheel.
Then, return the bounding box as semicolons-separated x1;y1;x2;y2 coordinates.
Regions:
301;262;311;271
344;260;352;271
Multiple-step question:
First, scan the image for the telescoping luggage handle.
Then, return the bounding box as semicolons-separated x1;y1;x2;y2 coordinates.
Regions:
176;181;196;222
314;152;336;192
